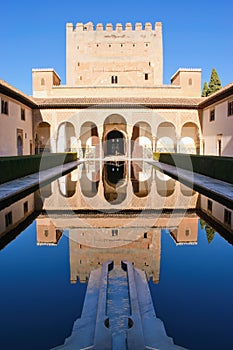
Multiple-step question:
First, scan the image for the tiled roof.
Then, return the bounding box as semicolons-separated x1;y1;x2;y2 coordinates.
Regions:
0;79;37;108
199;82;233;108
34;97;203;109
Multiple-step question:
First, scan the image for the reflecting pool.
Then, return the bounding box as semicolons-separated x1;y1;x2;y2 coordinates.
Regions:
0;160;232;350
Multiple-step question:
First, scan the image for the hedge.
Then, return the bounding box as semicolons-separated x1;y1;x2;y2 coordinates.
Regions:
154;153;233;185
0;153;77;185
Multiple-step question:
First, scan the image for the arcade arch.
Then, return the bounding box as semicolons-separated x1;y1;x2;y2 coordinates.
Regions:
80;122;99;158
180;122;200;154
103;115;127;157
132;122;152;158
57;122;76;153
35;122;51;154
156;122;176;152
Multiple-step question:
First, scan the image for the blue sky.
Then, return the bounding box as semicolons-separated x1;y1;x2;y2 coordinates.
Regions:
0;0;232;96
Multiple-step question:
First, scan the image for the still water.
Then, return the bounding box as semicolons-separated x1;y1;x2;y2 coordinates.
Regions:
0;160;232;350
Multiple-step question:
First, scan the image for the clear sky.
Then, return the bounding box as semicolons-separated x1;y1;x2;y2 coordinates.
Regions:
0;0;232;96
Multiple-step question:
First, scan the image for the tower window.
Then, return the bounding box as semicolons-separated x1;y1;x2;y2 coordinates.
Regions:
189;78;193;85
41;78;45;86
145;73;149;80
185;229;190;236
112;229;118;236
111;76;118;84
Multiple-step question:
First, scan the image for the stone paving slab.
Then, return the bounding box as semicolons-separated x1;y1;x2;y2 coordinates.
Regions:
0;160;82;210
148;160;233;210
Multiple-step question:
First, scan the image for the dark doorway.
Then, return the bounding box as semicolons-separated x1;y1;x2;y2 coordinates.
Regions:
17;135;23;156
106;161;125;185
106;130;124;156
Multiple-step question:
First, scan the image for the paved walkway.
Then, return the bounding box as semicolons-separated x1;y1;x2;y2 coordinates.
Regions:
0;160;81;210
148;160;233;210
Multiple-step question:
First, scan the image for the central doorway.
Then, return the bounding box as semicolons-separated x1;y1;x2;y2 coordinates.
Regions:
106;130;124;156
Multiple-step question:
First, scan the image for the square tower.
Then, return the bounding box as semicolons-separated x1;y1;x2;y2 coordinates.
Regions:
66;22;163;87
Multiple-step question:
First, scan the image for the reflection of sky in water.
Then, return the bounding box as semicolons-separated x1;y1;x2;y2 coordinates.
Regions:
0;163;233;350
0;222;86;350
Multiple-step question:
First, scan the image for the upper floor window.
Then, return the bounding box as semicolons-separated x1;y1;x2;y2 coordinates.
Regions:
145;73;149;80
111;76;118;84
210;109;215;122
228;101;233;116
224;209;231;227
5;211;12;228
41;78;45;86
24;201;28;214
112;229;118;236
21;108;25;121
207;199;213;213
188;78;193;86
1;100;8;115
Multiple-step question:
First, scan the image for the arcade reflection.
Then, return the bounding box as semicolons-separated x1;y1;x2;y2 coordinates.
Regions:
1;160;232;285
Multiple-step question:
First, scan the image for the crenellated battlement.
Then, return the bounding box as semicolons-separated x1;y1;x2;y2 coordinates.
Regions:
66;20;163;87
66;21;162;32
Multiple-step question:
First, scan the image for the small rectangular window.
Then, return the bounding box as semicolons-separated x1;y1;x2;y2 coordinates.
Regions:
112;229;118;236
210;109;215;122
21;108;25;121
207;199;212;213
228;101;233;116
224;209;231;227
5;212;12;228
111;76;118;84
145;73;149;80
1;100;8;115
24;201;28;214
185;229;190;236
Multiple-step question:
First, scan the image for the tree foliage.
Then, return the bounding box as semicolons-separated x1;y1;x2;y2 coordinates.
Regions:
201;81;209;97
201;68;222;97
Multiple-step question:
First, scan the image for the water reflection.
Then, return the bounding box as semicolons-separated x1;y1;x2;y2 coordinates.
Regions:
0;161;233;350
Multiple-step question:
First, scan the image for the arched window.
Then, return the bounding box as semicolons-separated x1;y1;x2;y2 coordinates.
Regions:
41;78;45;86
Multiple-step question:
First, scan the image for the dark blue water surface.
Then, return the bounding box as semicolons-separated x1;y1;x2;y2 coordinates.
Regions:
1;217;232;349
149;221;233;350
0;222;87;350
